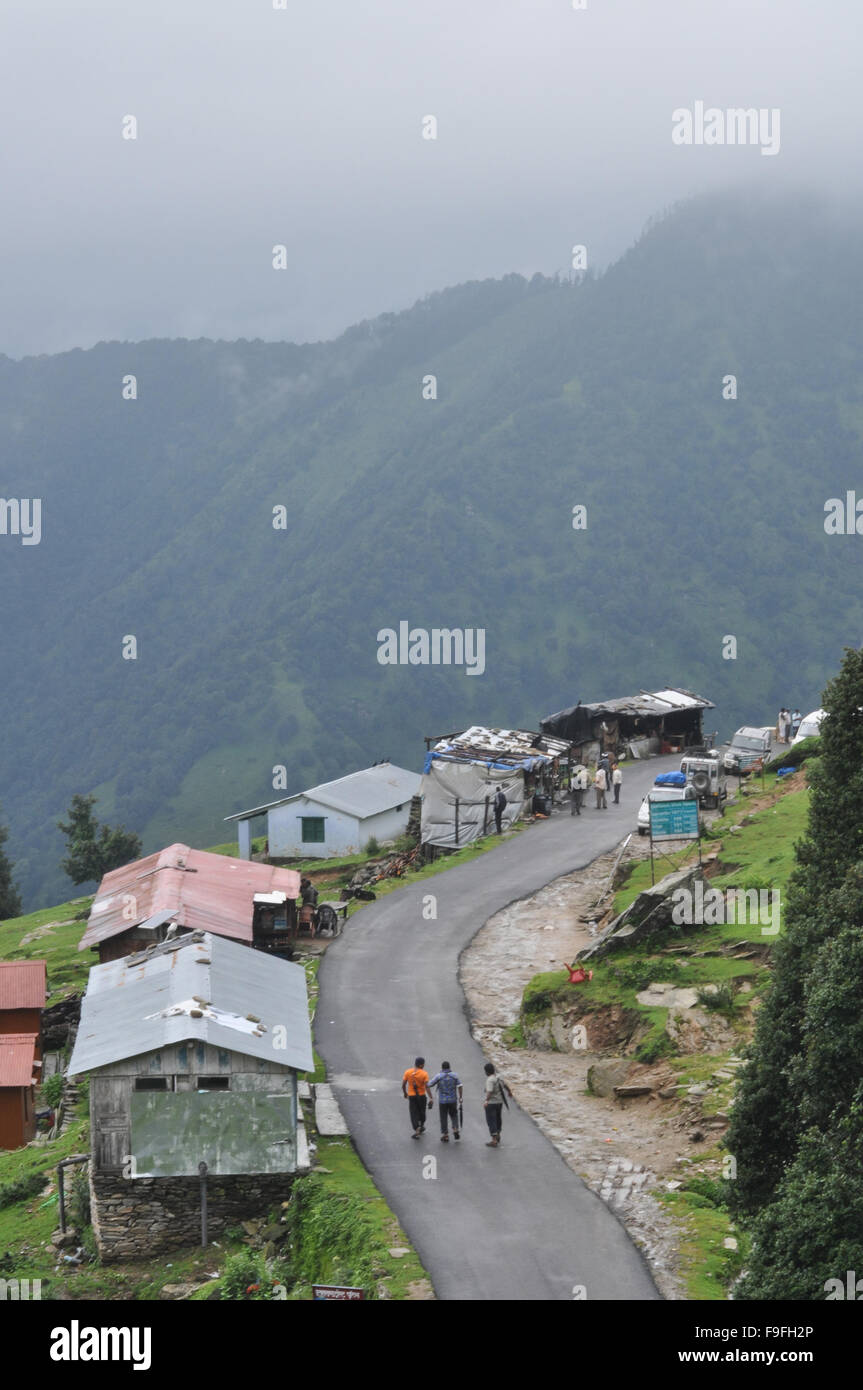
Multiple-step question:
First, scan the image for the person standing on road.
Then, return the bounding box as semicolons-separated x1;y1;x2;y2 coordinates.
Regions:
783;709;793;744
428;1061;463;1142
791;708;802;739
594;763;608;809
493;786;507;834
612;763;622;805
571;763;588;816
483;1062;512;1147
402;1056;432;1139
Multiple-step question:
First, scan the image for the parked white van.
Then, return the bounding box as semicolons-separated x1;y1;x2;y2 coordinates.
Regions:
637;784;698;836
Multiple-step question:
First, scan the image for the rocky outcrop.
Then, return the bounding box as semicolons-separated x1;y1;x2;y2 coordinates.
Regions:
580;865;704;961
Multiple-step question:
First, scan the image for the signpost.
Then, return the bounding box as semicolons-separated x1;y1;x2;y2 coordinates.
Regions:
312;1284;366;1301
648;795;701;884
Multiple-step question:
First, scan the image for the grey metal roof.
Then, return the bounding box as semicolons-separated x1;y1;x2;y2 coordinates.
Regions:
69;931;313;1076
225;762;421;822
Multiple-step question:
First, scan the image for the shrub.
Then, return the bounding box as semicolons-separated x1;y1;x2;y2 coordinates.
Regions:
635;1031;674;1064
42;1073;64;1108
69;1168;91;1228
0;1171;48;1210
684;1176;732;1209
219;1249;273;1301
697;982;738;1017
364;836;380;857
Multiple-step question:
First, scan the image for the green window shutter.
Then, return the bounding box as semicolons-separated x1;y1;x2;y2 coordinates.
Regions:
301;817;326;843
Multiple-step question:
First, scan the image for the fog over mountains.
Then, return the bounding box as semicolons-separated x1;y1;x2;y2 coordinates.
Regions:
2;188;862;909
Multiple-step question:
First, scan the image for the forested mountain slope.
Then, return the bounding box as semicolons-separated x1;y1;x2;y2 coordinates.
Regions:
2;189;861;908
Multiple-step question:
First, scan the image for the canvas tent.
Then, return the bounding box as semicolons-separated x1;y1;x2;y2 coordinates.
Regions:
420;726;569;848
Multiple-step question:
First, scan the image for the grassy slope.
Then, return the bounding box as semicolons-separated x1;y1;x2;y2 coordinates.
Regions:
0;826;527;1298
517;767;812;1299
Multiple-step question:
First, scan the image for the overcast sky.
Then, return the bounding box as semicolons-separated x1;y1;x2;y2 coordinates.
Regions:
0;0;858;357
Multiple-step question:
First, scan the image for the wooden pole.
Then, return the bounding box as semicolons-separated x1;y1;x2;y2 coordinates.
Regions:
199;1161;209;1248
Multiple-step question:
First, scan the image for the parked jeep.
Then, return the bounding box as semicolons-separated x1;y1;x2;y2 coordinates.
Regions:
680;749;727;808
722;726;773;776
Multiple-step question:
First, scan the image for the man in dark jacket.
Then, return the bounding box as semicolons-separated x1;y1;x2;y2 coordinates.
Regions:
428;1061;463;1141
493;787;507;834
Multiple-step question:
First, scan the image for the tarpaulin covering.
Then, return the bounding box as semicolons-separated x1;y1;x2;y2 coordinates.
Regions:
420;761;525;849
541;689;714;744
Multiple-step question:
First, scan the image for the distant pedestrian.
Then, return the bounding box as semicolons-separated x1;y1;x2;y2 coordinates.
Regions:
594;764;608;809
571;763;588;816
493;786;507;834
783;709;793;744
483;1062;512;1147
402;1056;432;1139
612;763;622;804
428;1061;463;1141
791;708;802;739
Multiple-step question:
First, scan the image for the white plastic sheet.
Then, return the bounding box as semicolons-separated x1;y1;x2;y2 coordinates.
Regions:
420;761;525;848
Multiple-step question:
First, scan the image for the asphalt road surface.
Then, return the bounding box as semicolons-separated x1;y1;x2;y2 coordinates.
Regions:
317;754;683;1300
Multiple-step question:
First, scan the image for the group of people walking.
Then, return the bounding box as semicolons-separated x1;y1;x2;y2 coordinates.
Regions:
777;708;802;744
570;754;622;814
402;1057;513;1147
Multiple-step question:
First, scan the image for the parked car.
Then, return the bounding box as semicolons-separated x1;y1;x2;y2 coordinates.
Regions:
722;727;773;776
792;708;825;745
637;783;698;835
680;749;727;808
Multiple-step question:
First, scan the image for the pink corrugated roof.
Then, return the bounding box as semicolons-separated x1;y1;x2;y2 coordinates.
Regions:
78;845;302;952
0;1033;37;1088
0;960;47;1011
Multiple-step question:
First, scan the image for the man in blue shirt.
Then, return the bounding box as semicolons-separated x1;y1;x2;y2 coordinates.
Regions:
428;1062;463;1142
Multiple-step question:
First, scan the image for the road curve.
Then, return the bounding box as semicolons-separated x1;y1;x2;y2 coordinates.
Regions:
316;754;681;1300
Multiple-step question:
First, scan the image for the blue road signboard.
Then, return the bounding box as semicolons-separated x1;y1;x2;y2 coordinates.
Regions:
649;797;700;840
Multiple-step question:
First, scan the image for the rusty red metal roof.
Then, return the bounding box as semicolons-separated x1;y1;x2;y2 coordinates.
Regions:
78;845;302;952
0;960;47;1011
0;1033;38;1088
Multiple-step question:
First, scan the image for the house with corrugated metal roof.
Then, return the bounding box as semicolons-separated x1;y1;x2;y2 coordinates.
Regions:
0;959;47;1057
68;930;313;1261
0;1034;41;1150
78;844;302;964
0;961;47;1149
224;761;422;860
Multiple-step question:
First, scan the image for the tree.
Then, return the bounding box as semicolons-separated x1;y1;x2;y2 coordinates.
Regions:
728;647;863;1215
0;810;22;918
735;1090;863;1300
58;794;142;886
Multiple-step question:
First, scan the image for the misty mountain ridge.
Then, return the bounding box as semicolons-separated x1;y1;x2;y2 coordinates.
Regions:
2;187;862;909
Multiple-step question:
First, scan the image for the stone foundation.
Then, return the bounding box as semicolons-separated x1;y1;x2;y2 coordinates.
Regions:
90;1169;294;1262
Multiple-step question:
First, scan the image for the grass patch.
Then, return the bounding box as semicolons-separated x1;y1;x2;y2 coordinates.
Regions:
658;1186;745;1299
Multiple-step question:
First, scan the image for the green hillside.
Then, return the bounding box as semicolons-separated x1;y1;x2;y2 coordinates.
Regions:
2;188;862;909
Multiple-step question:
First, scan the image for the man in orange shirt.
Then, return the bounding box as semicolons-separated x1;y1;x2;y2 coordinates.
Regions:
402;1056;432;1139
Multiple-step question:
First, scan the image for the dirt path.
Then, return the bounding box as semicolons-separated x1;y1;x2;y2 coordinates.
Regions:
460;839;689;1299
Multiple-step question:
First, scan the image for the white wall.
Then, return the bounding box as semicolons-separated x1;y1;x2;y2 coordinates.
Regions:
267;798;412;858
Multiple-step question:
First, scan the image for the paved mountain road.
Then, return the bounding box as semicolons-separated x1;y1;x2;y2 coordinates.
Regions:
316;755;682;1300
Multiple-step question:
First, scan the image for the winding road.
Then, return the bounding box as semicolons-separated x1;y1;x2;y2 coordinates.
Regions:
316;754;682;1300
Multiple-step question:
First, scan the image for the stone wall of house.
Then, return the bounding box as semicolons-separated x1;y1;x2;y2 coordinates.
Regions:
90;1169;294;1262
